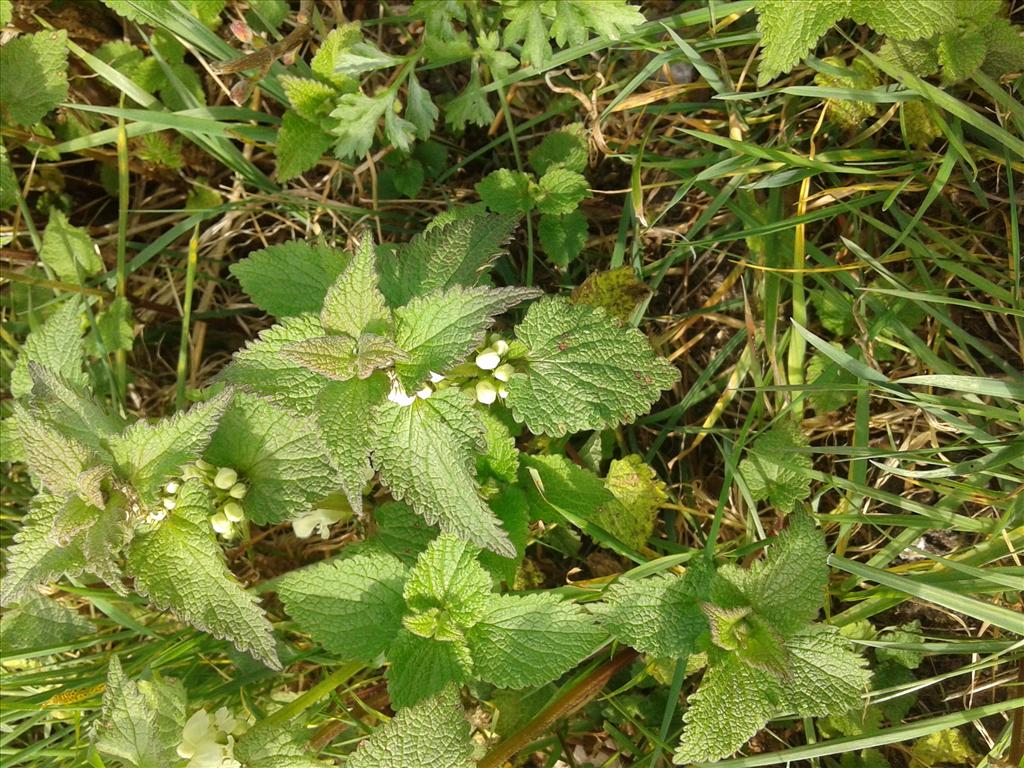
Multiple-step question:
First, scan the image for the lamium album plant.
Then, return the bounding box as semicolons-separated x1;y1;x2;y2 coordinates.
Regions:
0;211;874;765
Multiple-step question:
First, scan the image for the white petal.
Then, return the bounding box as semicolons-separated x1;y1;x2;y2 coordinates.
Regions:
213;467;238;490
476;379;498;405
492;363;514;382
209;513;231;535
416;385;433;400
475;350;501;370
182;709;210;744
292;513;319;539
429;371;445;383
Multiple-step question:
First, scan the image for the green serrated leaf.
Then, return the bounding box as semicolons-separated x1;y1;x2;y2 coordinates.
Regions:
476;169;534;215
777;624;871;714
876;620;925;669
0;591;92;654
755;0;849;85
475;411;520;484
125;479;281;669
507;297;679;436
277;551;408;663
219;315;327;415
0;145;19;210
444;68;495;129
937;29;987;83
371;388;515;557
276;110;334;181
95;657;187;768
109;390;232;504
235;720;332;768
0;30;69;126
737;421;813;511
387;628;471;708
601;454;667;551
549;0;645;46
378;211;518;306
348;684;473;766
25;364;125;449
94;297;135;353
11;296;87;398
850;0;974;41
12;405;94;497
394;285;539;390
404;534;491;626
320;234;390;337
538;210;588;268
674;652;781;763
372;500;438;564
503;1;552;67
329;92;390;159
316;374;390;514
203;391;337;524
981;16;1024;77
519;452;615;525
39;209;103;284
230;241;349;319
467;592;605;688
280;75;338;122
534;167;589;215
310;24;362;89
0;494;86;606
879;37;940;78
284;334;405;382
599;562;712;658
529;124;588;176
406;74;438;139
739;512;828;635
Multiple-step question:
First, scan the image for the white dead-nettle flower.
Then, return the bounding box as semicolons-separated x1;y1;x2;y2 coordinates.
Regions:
292;506;348;539
475;349;501;371
176;707;246;768
387;373;416;407
476;379;498;405
492;363;514;382
429;371;445;383
209;512;234;538
213;467;238;490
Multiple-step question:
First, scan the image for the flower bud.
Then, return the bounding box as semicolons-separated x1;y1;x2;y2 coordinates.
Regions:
195;459;214;472
476;379;498;405
223;501;245;523
492;363;514;382
164;480;180;495
209;512;232;536
228;482;248;499
182;465;203;480
497;383;509;399
429;371;445;383
162;497;177;511
416;385;433;400
491;339;509;356
476;350;501;370
214;467;238;490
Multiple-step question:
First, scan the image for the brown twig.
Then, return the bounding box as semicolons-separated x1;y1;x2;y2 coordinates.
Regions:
211;0;315;75
478;648;639;768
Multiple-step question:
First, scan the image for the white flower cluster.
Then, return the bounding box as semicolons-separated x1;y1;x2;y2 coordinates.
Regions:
387;370;445;407
176;707;249;768
183;461;249;539
473;335;513;405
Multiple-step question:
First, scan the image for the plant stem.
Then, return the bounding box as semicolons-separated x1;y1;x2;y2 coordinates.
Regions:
174;226;199;411
262;662;363;731
478;648;638;768
115;99;129;405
